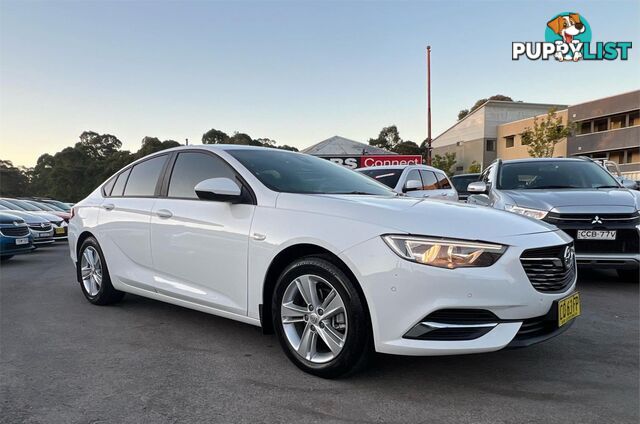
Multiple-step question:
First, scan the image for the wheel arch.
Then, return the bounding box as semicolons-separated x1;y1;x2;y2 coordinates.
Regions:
260;243;371;335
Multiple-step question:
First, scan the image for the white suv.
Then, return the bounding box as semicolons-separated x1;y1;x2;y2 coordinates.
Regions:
69;146;578;378
357;164;458;201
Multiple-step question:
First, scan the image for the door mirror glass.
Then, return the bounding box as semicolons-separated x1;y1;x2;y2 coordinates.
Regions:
467;181;488;193
404;179;422;192
194;178;242;202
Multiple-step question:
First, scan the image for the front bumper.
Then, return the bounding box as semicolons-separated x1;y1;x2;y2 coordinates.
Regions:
341;230;576;356
30;229;55;245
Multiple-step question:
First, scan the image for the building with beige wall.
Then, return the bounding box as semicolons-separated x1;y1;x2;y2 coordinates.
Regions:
497;109;568;160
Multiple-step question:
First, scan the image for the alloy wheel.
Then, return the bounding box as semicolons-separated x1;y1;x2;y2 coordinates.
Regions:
281;274;348;363
80;246;103;296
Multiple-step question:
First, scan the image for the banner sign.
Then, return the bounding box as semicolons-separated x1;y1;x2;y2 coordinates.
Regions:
324;155;423;169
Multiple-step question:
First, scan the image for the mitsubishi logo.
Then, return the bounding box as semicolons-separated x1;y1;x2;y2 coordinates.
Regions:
563;246;575;269
591;215;603;224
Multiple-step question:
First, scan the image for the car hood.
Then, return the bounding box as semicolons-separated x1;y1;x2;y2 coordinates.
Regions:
0;210;48;225
0;212;24;225
503;189;639;212
276;194;557;242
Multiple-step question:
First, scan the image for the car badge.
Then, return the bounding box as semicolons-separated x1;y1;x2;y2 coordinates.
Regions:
563;246;575;269
13;221;20;226
591;215;603;224
41;223;46;228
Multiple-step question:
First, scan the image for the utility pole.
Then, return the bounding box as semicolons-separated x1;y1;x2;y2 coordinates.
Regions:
426;45;432;165
185;138;189;146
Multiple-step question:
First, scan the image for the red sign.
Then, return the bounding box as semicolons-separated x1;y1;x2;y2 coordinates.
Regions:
359;155;423;168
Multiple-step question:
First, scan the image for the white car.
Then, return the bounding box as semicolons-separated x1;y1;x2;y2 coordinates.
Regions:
69;146;579;377
357;164;458;201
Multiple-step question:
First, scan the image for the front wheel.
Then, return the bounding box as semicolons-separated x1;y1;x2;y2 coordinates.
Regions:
272;256;372;378
78;237;125;305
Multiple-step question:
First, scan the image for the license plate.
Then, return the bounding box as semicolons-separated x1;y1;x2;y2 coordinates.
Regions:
558;292;581;327
577;230;616;240
15;238;29;245
55;227;66;234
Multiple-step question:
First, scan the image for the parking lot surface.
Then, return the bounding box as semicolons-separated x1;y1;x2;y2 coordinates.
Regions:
1;243;638;424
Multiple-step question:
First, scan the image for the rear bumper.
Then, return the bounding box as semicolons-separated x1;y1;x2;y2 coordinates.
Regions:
576;253;640;269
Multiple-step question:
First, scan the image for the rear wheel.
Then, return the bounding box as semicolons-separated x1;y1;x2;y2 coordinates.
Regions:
272;256;371;378
617;268;639;282
78;237;124;305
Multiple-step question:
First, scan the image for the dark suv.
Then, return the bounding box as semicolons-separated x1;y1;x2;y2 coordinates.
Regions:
467;157;640;281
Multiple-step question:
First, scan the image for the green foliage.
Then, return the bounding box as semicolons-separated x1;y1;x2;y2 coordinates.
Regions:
368;125;402;151
432;152;457;176
458;95;514;120
521;108;572;158
392;141;422;156
202;128;229;144
468;161;481;173
0;160;30;196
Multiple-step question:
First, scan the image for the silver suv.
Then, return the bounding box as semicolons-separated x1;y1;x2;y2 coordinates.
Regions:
467;157;640;281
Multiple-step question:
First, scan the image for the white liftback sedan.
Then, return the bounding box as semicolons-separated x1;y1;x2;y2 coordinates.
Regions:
69;145;579;378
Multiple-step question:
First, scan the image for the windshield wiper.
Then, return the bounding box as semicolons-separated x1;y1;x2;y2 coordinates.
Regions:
526;185;578;189
330;191;376;195
593;185;619;189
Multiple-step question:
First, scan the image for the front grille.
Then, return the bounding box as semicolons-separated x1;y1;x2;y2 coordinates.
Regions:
545;212;640;223
29;223;52;232
0;226;30;237
520;243;576;293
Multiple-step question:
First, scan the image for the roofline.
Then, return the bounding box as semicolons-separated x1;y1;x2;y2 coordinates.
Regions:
497;108;568;127
433;101;567;142
568;89;640;109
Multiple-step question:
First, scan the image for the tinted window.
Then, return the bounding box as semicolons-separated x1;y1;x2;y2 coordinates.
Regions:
481;165;495;186
419;170;438;190
102;177;116;196
228;149;393;196
358;168;403;189
111;168;131;197
169;152;237;199
123;155;167;197
498;161;620;190
451;175;479;192
435;172;452;189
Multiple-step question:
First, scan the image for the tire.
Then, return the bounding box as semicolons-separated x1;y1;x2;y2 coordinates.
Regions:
1;255;13;262
272;256;372;378
77;237;125;305
617;268;639;282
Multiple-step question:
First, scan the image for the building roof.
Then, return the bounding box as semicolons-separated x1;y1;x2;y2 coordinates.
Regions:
302;136;395;156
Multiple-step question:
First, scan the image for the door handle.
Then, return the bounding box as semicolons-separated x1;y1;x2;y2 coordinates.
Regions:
103;203;115;211
156;209;173;219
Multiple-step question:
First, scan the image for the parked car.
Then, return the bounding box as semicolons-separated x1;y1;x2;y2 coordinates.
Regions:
356;164;458;201
451;173;480;202
466;157;640;281
19;199;72;222
0;198;68;240
0;205;54;246
593;159;638;190
36;199;72;212
0;212;34;261
70;146;579;377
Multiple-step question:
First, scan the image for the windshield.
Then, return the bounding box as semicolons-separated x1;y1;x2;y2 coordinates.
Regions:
1;198;38;211
498;161;621;190
228;149;395;195
357;168;403;189
451;175;479;192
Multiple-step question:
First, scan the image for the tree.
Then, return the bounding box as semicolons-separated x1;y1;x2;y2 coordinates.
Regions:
432;152;457;176
468;161;481;173
77;131;122;159
458;95;514;120
368;125;401;150
520;108;572;158
275;145;299;152
254;138;276;147
392;141;422;156
202;128;229;144
136;137;181;159
0;160;30;196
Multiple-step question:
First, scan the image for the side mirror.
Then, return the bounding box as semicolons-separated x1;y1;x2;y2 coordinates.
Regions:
467;181;488;194
194;178;242;202
404;179;422;192
621;179;638;190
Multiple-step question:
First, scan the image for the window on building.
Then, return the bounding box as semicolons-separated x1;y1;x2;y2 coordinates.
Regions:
594;118;608;132
486;139;496;152
578;121;592;135
505;136;515;148
629;110;640;127
610;114;626;130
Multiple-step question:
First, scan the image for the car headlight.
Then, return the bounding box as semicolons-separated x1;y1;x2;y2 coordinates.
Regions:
505;204;548;220
382;235;507;269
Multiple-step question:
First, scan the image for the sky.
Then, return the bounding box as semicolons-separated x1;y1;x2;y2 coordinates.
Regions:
1;0;639;167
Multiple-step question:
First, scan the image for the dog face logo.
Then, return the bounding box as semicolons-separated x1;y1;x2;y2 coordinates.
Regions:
545;12;590;61
547;14;585;43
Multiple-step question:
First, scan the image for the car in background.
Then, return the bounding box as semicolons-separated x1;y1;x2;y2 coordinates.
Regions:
594;159;638;190
19;199;72;222
0;212;34;261
357;164;458;201
34;198;72;212
0;198;69;240
451;173;480;202
466;157;640;281
0;205;54;246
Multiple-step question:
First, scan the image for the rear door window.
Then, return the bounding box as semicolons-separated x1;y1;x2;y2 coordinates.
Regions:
435;172;452;189
110;169;131;197
419;170;438;190
123;155;167;197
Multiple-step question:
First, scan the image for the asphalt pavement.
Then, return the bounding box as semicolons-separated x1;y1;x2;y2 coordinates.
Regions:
1;243;638;424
